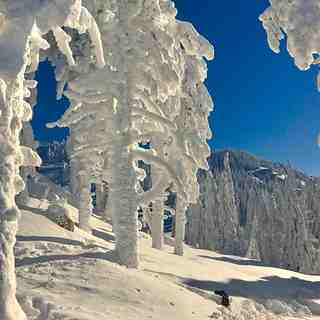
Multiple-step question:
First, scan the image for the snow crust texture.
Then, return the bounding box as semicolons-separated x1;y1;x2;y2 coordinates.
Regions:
14;205;319;320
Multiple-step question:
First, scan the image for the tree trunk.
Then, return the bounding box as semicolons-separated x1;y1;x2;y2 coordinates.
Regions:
103;191;113;223
102;156;111;223
69;158;80;206
16;122;37;206
95;183;104;213
78;174;92;233
107;3;139;267
0;78;27;319
174;197;187;256
109;139;139;268
171;214;176;237
0;214;27;320
15;167;29;206
151;200;164;250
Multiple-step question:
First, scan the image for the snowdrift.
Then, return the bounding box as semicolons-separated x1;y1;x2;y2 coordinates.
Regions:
15;199;320;320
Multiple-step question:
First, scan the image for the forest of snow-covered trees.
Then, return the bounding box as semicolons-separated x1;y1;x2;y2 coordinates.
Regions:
0;1;319;319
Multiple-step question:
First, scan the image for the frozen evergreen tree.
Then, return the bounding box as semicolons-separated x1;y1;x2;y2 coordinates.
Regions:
48;0;213;267
68;133;104;232
44;0;107;233
0;1;104;319
16;122;38;205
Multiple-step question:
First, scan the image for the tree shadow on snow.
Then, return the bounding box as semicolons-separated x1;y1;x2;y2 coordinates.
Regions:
182;276;320;301
144;268;320;304
16;250;116;267
199;255;265;267
20;205;47;215
17;235;84;246
92;228;115;243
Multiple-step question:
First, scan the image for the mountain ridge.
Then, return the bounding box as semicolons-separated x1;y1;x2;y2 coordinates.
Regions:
186;149;320;274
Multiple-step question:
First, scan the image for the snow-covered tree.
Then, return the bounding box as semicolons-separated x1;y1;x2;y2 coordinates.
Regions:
47;0;213;267
151;200;165;249
48;86;110;233
260;0;320;89
16;122;38;205
95;181;108;214
69;138;105;232
43;1;106;233
138;165;169;250
0;1;104;319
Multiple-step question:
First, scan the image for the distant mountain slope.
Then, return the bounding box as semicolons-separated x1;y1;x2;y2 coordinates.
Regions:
186;150;320;275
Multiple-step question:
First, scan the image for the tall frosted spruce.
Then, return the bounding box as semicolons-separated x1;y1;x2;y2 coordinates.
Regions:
49;0;214;267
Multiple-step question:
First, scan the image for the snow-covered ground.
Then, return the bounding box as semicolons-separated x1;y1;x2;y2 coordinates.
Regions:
16;198;320;320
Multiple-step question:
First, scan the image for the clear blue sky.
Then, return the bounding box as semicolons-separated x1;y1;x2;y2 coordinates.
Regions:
32;1;320;176
175;0;320;176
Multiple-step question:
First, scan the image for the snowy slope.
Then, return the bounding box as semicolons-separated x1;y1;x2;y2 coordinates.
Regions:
15;199;320;320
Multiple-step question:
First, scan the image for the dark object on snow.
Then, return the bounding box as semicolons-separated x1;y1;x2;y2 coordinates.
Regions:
53;214;75;232
47;203;75;232
214;290;230;307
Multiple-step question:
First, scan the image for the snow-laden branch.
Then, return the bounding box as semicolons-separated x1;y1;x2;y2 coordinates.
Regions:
177;21;214;61
79;7;105;69
52;26;76;66
61;1;105;69
19;146;41;168
134;90;167;118
131;107;176;130
64;89;110;104
131;149;187;201
138;170;170;205
260;0;320;89
28;23;50;72
0;0;105;80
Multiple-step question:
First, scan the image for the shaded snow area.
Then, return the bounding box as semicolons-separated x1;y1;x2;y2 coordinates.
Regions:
15;199;320;320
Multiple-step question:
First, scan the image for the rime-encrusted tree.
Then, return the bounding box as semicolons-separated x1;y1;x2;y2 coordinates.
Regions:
48;0;213;268
260;0;320;89
48;81;112;232
67;132;105;232
141;166;168;250
59;0;211;267
16;122;38;205
44;1;106;233
95;181;109;214
120;0;213;259
172;20;214;255
0;1;104;319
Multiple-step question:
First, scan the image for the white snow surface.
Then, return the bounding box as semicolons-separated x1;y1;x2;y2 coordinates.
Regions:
15;198;320;320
